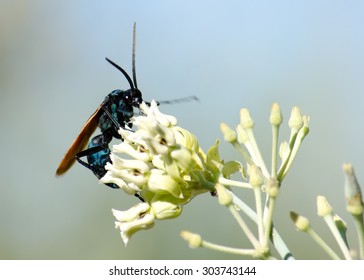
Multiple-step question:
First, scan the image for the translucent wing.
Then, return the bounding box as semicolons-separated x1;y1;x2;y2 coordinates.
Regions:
56;104;103;176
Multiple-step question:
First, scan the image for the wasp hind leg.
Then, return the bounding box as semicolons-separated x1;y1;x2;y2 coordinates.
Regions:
76;132;118;189
76;133;144;202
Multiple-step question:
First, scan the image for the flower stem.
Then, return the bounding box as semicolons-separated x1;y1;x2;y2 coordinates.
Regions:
253;187;264;243
271;125;279;178
231;191;294;259
323;215;352;259
244;129;270;178
228;204;260;248
352;214;364;259
231;141;254;166
263;197;276;248
218;177;252;189
306;228;341;260
202;240;256;256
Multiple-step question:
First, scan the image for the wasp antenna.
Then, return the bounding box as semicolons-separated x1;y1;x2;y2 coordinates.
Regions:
132;22;138;89
105;57;134;90
157;96;200;105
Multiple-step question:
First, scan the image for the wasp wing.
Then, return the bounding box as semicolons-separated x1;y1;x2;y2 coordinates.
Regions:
56;104;103;176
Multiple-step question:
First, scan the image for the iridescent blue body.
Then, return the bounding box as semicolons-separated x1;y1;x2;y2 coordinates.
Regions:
75;88;142;189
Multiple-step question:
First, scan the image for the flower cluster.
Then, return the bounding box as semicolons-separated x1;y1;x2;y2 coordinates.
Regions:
96;97;364;259
101;101;213;245
101;101;312;259
182;104;310;259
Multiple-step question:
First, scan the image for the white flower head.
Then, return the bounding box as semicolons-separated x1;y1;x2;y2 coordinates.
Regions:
102;100;212;245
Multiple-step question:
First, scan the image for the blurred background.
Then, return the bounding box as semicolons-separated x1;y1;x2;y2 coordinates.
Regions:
1;0;364;260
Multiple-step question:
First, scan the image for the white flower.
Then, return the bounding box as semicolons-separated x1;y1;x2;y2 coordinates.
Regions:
112;203;154;246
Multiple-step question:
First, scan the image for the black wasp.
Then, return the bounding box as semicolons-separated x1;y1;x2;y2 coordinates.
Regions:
56;23;198;192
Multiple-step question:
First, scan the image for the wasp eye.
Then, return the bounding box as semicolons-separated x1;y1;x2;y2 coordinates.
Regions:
123;91;132;104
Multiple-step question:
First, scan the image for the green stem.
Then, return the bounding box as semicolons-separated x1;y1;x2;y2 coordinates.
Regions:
192;172;216;191
280;133;303;181
202;240;256;256
228;204;260;248
244;129;270;178
253;187;264;243
277;131;298;181
231;141;254;166
306;228;341;260
352;214;364;259
323;215;352;259
231;192;294;259
218;177;252;189
263;197;276;248
271;125;279;179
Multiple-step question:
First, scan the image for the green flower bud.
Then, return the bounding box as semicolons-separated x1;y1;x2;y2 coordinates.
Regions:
290;211;310;232
300;116;310;137
151;199;182;220
240;108;254;129
288;107;303;131
279;141;290;161
215;184;233;206
174;126;200;152
180;231;202;248
220;122;237;143
248;165;264;188
147;169;184;198
333;214;347;234
269;103;283;126
317;195;333;217
267;178;280;198
343;163;363;215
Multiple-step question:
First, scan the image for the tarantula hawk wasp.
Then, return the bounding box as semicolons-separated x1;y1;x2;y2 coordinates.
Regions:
56;23;197;199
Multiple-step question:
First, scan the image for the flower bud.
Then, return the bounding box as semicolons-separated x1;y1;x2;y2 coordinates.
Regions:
215;184;233;206
288;107;303;131
240;108;254;129
267;178;280;198
174;126;200;152
220;122;237;143
269;103;283;126
317;195;333;217
147;169;183;198
151;199;182;220
290;211;310;232
279;141;290;161
180;231;202;248
248;165;264;188
343;163;363;215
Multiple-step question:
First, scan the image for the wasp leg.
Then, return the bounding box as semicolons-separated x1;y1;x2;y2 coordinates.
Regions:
76;143;110;179
76;131;118;189
76;133;144;201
